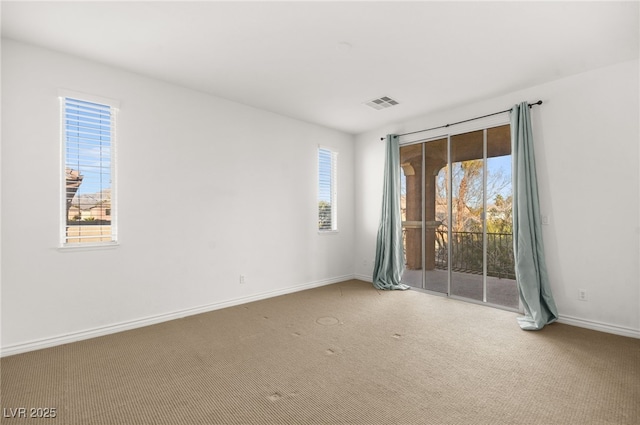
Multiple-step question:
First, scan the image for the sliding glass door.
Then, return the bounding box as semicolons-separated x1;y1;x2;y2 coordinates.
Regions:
400;124;518;310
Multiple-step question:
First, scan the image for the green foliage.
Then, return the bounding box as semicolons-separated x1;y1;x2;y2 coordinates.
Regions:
318;201;332;230
486;194;513;234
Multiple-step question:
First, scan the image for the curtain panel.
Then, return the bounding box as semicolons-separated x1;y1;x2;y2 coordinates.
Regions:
511;102;558;330
372;135;410;290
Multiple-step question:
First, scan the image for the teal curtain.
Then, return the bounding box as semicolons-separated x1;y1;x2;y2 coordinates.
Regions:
511;102;558;330
372;135;410;290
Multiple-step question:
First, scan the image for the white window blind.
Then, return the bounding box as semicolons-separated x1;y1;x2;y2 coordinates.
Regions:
61;96;117;246
318;147;337;231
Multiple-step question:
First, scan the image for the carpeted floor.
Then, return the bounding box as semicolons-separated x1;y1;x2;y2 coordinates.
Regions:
1;280;639;424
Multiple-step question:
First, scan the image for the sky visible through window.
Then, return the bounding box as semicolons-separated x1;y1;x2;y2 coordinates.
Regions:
65;98;112;200
487;156;512;199
318;148;333;203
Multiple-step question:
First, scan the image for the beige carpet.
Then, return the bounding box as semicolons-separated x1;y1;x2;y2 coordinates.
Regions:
1;280;639;424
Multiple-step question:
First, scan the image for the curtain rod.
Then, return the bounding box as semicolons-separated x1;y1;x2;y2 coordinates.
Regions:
380;100;543;141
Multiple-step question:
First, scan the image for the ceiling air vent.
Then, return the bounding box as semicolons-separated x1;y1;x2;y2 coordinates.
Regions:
365;96;399;110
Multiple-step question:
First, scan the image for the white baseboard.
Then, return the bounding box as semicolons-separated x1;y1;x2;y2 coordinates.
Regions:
557;315;640;339
354;273;373;282
1;274;354;357
5;275;636;357
355;275;639;339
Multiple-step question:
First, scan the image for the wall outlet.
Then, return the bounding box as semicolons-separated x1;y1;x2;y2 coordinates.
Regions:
240;275;246;284
578;289;587;301
541;214;550;225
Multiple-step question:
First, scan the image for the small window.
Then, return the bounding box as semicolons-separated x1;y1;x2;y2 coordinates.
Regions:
61;94;118;246
318;147;337;232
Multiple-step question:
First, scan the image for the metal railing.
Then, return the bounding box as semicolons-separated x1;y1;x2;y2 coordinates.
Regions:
402;228;516;280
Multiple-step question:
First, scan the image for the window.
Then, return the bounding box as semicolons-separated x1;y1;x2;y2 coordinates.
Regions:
61;94;118;246
318;146;337;232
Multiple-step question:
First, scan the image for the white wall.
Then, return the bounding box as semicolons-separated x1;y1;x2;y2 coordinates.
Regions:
355;59;640;337
2;40;637;356
1;39;355;354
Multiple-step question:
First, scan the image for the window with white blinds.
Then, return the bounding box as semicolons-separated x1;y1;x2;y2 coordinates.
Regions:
318;147;337;232
61;95;117;246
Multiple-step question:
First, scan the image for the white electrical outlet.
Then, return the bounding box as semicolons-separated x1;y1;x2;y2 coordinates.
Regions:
578;289;587;301
240;275;246;284
541;214;550;225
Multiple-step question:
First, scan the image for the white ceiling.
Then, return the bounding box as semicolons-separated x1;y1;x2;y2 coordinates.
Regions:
2;1;638;134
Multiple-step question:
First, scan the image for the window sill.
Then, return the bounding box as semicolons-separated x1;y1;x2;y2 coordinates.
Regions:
57;242;119;252
318;230;339;235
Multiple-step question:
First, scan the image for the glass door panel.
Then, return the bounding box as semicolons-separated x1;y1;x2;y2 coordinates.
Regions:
424;138;448;294
449;131;484;302
486;126;518;309
400;143;423;289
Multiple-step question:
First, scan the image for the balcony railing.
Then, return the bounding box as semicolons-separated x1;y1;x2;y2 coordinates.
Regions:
402;228;516;280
